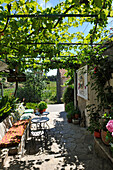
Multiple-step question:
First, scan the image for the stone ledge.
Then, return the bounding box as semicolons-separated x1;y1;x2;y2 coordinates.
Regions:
94;137;113;165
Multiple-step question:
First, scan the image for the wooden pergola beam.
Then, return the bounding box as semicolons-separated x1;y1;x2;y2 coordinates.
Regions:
7;14;112;18
22;42;101;45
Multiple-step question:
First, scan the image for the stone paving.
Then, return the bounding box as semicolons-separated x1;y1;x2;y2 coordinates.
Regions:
4;104;113;170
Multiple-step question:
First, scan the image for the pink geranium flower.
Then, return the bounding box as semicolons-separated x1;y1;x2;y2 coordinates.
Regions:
106;120;113;136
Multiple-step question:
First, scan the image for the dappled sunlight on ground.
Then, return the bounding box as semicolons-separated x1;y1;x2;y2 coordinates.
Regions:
4;104;113;170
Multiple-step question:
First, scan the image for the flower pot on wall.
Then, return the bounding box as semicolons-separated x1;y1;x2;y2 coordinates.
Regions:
101;129;110;145
75;114;79;119
67;118;72;123
94;130;101;138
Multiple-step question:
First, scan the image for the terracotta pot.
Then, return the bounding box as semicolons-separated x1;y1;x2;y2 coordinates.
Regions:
43;109;46;112
39;110;43;114
34;109;36;113
67;119;72;123
94;130;101;138
101;129;110;145
75;114;79;119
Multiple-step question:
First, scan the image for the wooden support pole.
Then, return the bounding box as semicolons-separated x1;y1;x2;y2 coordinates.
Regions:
74;71;78;108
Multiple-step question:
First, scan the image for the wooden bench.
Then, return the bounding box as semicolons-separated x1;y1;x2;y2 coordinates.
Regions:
0;102;34;168
0;119;30;168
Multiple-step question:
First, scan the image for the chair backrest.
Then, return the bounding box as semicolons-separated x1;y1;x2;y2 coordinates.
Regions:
16;102;25;116
0;116;13;141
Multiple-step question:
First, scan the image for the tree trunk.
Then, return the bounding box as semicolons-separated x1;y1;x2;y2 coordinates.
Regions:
14;80;18;98
56;69;62;103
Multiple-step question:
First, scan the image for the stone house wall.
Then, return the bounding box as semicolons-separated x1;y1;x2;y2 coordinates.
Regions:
77;44;113;127
77;70;100;127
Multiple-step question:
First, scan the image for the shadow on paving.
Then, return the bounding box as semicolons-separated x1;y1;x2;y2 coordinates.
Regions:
4;159;40;170
24;111;91;169
5;111;113;170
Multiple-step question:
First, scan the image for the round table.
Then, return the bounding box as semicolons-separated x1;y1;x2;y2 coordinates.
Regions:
35;111;49;116
30;117;49;140
31;117;49;123
24;109;34;114
20;113;34;120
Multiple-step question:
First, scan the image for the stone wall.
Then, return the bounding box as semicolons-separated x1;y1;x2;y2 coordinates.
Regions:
77;75;99;127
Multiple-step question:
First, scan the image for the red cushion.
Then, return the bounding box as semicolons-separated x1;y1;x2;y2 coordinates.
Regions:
0;119;30;148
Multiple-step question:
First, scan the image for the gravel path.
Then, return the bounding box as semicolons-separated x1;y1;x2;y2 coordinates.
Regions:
4;104;113;170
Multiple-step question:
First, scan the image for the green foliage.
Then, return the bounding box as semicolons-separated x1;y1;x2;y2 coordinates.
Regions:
26;102;38;110
16;72;46;103
0;96;18;122
65;102;74;112
37;101;47;111
3;87;15;96
0;1;113;130
42;81;57;103
0;0;112;72
66;102;81;119
63;85;74;104
8;96;19;112
49;93;57;103
74;107;81;115
89;57;113;107
66;111;72;119
87;104;101;134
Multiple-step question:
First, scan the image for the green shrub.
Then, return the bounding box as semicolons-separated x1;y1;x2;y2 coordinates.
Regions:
8;96;19;112
26;102;38;110
74;107;81;115
63;86;74;104
0;96;18;122
49;94;57;102
65;102;74;113
16;72;46;103
38;101;47;111
66;111;72;119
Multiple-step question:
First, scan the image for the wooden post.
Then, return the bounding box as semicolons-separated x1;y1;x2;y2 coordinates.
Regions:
1;84;3;97
56;68;62;103
0;83;3;97
74;71;78;108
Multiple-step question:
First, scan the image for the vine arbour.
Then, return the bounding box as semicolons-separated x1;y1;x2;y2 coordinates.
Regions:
0;0;112;72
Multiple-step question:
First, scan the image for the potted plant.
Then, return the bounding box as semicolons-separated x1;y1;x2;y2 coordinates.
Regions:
62;86;74;110
37;101;47;114
65;102;74;113
74;107;81;119
26;102;38;113
88;120;101;138
66;111;72;123
87;104;101;138
101;113;110;145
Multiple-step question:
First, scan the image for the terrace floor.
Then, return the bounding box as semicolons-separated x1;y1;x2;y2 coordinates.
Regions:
4;104;113;170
